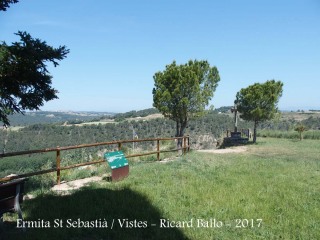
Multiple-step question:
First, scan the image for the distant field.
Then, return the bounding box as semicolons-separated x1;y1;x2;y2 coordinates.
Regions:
280;111;320;121
3;111;114;127
72;113;164;126
68;119;115;126
126;113;164;121
6;126;24;131
2;138;319;239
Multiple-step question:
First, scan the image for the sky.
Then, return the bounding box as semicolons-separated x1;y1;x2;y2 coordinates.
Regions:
1;0;320;112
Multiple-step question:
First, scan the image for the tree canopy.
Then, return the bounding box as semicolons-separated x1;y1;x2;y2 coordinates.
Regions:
0;31;69;126
152;59;220;148
0;0;18;11
235;80;283;143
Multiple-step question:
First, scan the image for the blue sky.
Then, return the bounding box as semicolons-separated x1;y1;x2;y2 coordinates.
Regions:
1;0;319;112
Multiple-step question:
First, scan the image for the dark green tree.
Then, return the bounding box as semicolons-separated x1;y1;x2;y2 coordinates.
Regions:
0;0;18;11
0;31;69;126
152;59;220;149
235;80;283;143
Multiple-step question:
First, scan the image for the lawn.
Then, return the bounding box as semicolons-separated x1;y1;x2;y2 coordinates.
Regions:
1;138;319;239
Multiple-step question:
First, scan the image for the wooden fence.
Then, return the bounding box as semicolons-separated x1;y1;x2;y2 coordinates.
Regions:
0;136;190;184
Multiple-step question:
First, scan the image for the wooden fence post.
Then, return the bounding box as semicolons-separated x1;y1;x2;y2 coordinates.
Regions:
56;147;61;185
0;136;194;184
157;140;160;161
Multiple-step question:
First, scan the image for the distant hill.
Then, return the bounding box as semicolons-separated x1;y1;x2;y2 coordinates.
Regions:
214;106;233;113
2;109;161;127
113;108;159;121
3;107;320;131
2;111;115;126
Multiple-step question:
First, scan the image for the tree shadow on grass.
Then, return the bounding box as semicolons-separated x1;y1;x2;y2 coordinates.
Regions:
2;187;189;240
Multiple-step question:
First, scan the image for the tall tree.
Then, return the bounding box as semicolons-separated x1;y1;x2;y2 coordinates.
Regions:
0;31;69;126
0;0;18;11
235;80;283;143
152;59;220;150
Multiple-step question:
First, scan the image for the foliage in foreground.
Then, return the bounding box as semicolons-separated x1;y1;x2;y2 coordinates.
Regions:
0;31;69;126
0;0;18;11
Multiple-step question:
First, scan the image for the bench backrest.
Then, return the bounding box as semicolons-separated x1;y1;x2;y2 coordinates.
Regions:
0;178;27;214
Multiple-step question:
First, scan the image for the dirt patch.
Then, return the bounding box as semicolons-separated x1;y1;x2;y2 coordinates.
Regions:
197;146;248;154
159;156;180;163
51;176;103;192
128;113;163;121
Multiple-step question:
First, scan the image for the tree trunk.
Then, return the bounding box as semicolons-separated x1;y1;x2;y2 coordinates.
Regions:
253;121;257;143
176;119;187;155
2;127;9;154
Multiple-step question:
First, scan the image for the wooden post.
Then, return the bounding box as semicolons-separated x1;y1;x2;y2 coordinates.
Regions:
187;135;190;152
56;148;61;185
183;136;186;154
118;142;122;151
157;140;160;161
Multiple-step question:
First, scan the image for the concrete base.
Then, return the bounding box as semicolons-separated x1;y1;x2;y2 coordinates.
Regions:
223;137;249;146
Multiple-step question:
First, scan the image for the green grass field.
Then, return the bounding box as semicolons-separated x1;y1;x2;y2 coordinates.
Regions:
1;138;319;239
257;129;320;140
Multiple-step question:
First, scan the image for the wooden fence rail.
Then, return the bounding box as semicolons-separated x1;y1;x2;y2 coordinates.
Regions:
0;136;190;184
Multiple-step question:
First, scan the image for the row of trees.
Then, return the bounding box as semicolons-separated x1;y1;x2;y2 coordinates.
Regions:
0;111;244;177
3;103;316;160
2;109;319;177
0;111;243;153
